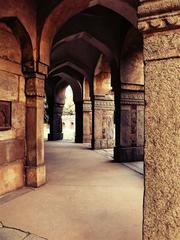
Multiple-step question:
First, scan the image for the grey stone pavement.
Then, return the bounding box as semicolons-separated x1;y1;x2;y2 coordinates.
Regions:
0;222;47;240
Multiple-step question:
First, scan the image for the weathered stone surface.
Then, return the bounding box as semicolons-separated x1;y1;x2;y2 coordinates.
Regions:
18;76;26;103
138;0;180;33
0;24;21;63
144;58;180;240
137;105;144;147
26;164;46;188
0;139;25;165
0;58;22;76
26;97;44;166
0;224;46;240
26;77;45;97
83;105;92;143
0;101;26;141
121;28;144;85
24;234;46;240
93;97;114;149
0;70;19;101
0;161;24;196
12;102;26;139
0;227;27;240
144;29;180;61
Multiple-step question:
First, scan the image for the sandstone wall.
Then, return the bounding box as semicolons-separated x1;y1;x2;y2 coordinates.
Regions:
0;24;25;195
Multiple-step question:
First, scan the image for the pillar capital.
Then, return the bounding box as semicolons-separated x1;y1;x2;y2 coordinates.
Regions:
138;0;180;33
25;74;45;98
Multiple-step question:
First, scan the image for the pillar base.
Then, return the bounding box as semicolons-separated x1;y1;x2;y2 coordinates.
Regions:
75;136;83;143
48;133;63;141
92;139;114;149
26;164;46;188
114;146;144;162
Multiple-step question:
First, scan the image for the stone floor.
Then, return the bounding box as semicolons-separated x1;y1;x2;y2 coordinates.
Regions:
0;222;46;240
0;142;144;240
94;148;144;175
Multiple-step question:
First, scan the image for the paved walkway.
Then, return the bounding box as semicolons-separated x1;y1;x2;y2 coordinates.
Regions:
0;142;143;240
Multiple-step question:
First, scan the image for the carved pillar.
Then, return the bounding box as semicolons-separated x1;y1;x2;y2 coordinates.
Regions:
83;99;92;143
75;101;83;143
115;89;144;162
138;1;180;239
25;73;46;187
48;102;64;141
92;95;114;149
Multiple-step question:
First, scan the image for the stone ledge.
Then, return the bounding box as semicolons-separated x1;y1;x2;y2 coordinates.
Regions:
138;0;180;18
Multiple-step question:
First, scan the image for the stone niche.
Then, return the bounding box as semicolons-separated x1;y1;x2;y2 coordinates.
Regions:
0;24;25;196
0;101;11;131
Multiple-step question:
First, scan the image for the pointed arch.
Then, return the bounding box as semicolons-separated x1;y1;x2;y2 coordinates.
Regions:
39;0;137;65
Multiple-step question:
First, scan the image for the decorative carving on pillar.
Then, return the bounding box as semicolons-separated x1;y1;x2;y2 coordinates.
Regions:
94;95;114;111
93;95;115;149
114;89;145;162
26;76;45;97
138;0;180;33
121;91;144;105
83;100;92;112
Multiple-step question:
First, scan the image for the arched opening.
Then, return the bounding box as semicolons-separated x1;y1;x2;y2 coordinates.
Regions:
62;86;75;142
0;2;179;240
43;3;144;239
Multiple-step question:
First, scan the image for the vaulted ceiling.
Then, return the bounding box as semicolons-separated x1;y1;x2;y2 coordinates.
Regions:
46;4;133;100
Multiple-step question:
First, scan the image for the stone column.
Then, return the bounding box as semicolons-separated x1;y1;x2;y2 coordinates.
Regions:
138;1;180;239
114;89;144;162
25;73;46;187
48;102;64;141
92;95;114;149
83;99;92;143
75;101;83;143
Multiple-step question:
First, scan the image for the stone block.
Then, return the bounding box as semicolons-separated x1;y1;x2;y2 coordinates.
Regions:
12;102;26;139
0;139;25;165
0;58;22;75
0;161;24;196
144;29;180;61
26;164;46;188
0;70;19;101
18;76;26;103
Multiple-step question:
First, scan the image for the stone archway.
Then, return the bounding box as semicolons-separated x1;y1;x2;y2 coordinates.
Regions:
39;0;138;65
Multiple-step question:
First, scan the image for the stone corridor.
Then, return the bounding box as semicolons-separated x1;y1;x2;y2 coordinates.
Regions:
0;142;143;240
